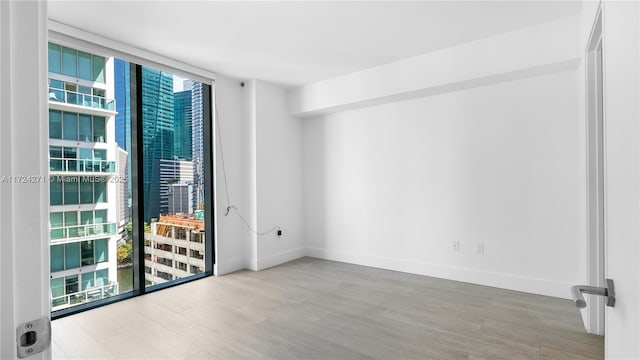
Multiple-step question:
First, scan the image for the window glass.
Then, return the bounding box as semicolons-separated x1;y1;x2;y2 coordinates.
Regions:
49;146;63;172
61;47;77;77
50;180;63;206
64;243;80;269
48;43;61;73
50;245;64;272
93;149;106;160
63;147;77;159
50;212;64;239
81;241;94;266
63;211;77;226
51;278;64;299
79;114;92;142
78;51;92;80
80;211;94;225
63;177;79;205
78;85;92;95
49;110;62;139
93;116;105;142
80;178;94;204
95;238;108;263
96;269;108;286
94;209;107;224
49;146;63;159
64;210;78;238
92;55;105;83
63;147;78;172
49;52;212;314
49;79;64;90
50;212;64;228
79;148;92;160
94;180;106;203
65;275;79;295
82;272;95;290
142;67;208;289
63;112;78;141
93;88;105;97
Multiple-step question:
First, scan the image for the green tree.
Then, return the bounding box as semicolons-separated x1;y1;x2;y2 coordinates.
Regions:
117;242;132;265
125;221;151;233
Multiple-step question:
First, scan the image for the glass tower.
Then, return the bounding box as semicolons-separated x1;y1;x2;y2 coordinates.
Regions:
173;90;193;161
191;81;205;211
114;59;131;152
142;67;175;221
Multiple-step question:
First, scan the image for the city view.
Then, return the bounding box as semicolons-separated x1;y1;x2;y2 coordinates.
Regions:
48;43;207;311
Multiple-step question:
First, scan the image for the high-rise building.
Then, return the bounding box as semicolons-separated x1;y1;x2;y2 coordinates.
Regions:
173;90;193;161
114;59;130;152
116;146;129;228
142;67;175;221
144;214;205;285
168;183;194;215
148;159;194;218
47;43;120;310
190;81;205;211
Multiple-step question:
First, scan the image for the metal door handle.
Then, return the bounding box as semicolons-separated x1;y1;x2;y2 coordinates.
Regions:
571;278;615;308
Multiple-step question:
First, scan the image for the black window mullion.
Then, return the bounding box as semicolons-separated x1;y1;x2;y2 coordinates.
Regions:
130;64;146;295
203;83;215;274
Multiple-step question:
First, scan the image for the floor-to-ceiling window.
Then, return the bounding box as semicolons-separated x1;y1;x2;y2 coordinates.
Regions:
48;42;214;317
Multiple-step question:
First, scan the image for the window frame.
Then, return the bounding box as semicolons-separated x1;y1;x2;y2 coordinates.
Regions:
49;32;216;319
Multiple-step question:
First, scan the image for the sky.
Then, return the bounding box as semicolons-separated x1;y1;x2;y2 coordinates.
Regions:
173;74;188;92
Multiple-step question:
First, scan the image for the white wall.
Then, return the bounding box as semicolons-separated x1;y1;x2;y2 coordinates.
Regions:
214;78;304;274
0;1;51;359
214;74;253;274
255;81;304;270
302;68;583;299
297;14;586;299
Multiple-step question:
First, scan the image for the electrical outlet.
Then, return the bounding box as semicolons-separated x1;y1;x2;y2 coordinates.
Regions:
453;240;460;252
477;243;484;255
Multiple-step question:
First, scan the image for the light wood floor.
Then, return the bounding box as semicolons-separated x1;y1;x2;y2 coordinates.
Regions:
52;257;603;359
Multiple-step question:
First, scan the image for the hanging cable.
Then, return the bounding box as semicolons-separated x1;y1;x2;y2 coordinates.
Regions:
215;95;281;236
215;99;231;210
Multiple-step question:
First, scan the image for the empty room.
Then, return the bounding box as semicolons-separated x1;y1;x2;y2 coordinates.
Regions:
1;1;639;359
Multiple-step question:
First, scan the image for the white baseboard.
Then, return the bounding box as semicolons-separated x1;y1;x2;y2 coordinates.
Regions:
215;256;246;276
305;247;573;299
257;247;307;271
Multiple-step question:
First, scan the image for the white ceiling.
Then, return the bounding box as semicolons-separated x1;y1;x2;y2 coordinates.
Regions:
48;1;582;87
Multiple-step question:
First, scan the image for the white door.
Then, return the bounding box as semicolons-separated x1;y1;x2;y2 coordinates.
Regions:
600;1;640;359
582;1;640;359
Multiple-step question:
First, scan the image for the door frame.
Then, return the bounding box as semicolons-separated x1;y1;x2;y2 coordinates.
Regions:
0;1;51;359
584;5;605;336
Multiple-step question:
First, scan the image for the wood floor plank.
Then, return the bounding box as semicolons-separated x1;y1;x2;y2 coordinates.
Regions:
52;257;603;360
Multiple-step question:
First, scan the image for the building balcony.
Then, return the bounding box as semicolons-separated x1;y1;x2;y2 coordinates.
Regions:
144;273;169;285
144;259;176;275
145;234;205;252
50;222;117;244
51;281;118;311
144;246;205;267
48;87;117;116
50;158;116;174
